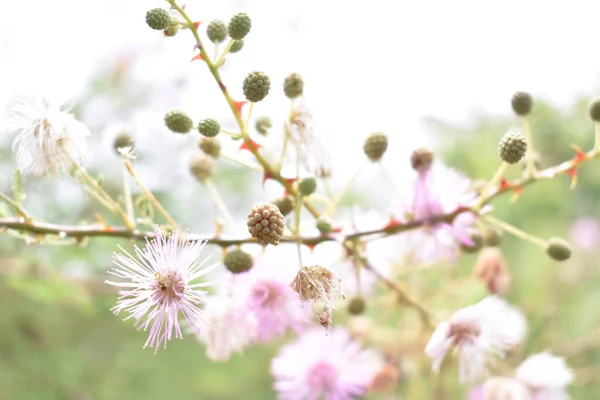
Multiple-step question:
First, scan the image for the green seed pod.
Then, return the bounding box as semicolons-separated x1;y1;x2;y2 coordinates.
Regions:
460;232;484;254
164;110;193;134
363;132;388;161
483;228;502;247
255;116;272;135
199;137;221;158
113;132;134;153
197;119;221;138
588;97;600;122
223;249;254;274
207;20;228;43
228;13;251;40
189;154;214;182
243;71;271;102
271;196;295;216
498;130;527;164
283;73;304;99
347;297;366;315
316;217;333;234
146;8;171;30
546;238;572;261
163;21;180;37
229;39;244;53
298;177;317;196
511;91;533;116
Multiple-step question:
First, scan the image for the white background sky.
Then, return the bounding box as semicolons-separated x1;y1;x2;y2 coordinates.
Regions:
1;0;600;177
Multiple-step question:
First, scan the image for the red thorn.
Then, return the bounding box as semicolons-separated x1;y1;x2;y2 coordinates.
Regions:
571;145;588;163
193;21;202;29
218;81;227;92
281;177;299;196
239;138;263;153
193;42;202;51
331;226;343;233
384;216;402;229
181;4;187;10
190;53;205;63
234;100;248;116
262;170;274;186
498;177;512;191
566;166;579;189
306;243;316;252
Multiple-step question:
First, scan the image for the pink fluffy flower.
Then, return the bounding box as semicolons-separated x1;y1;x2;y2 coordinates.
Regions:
271;328;382;400
233;246;313;341
392;161;476;263
425;296;527;383
105;230;215;353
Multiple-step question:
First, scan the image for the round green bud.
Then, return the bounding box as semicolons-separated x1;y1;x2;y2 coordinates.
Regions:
189;153;214;182
511;91;533;116
243;71;271;102
347;297;366;315
483;228;502;247
113;132;134;153
498;130;527;164
197;118;221;138
228;13;251;40
316;217;333;235
298;177;317;196
229;39;244;53
283;73;304;99
207;20;228;43
146;8;171;30
460;232;484;254
199;137;221;158
271;196;295;216
588;97;600;122
363;132;388;161
164;110;193;134
255;116;272;135
223;249;254;274
163;21;180;37
411;148;434;171
546;238;572;261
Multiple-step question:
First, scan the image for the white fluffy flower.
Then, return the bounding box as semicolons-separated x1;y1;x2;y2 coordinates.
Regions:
425;296;527;383
7;95;90;176
516;352;574;399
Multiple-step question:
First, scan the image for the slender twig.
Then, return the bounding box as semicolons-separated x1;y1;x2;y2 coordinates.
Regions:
0;191;32;222
123;160;178;229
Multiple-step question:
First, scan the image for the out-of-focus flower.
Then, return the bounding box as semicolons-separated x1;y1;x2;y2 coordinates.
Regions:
425;296;527;383
469;352;573;399
516;352;573;399
392;162;476;264
231;246;313;341
105;230;215;353
569;217;600;251
474;248;511;295
271;328;382;400
198;293;257;362
7;95;90;176
475;377;532;400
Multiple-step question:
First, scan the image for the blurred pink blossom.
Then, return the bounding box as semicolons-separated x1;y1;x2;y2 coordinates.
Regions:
271;328;382;400
569;217;600;251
